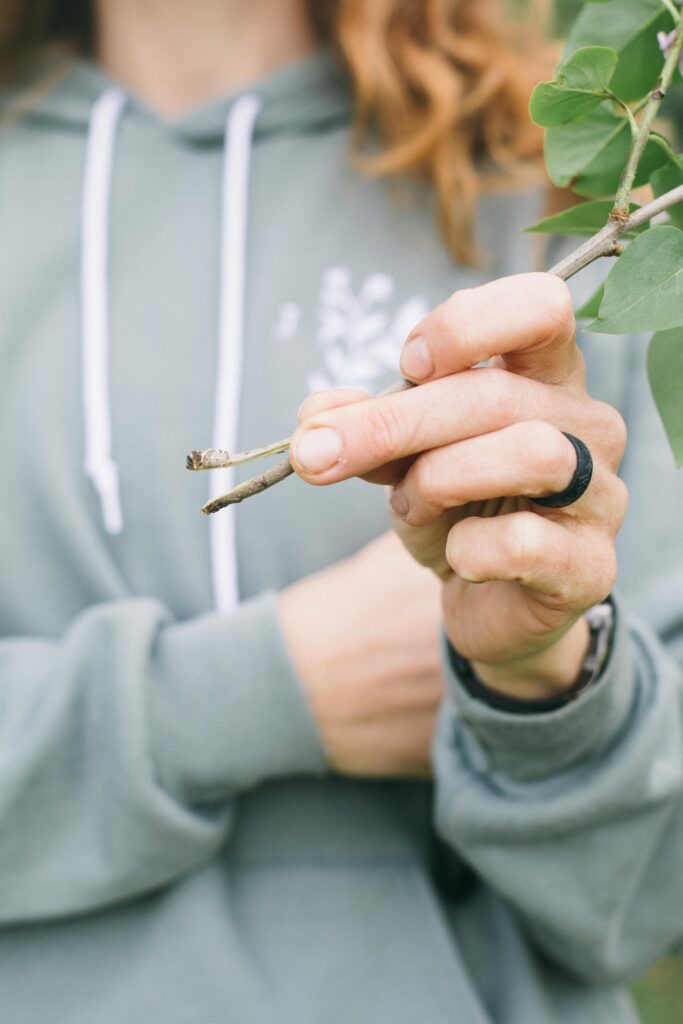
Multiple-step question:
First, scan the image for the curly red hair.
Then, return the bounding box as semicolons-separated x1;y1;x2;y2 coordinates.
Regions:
1;0;553;262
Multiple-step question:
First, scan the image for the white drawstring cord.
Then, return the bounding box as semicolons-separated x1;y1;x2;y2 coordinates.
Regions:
210;94;262;613
80;86;260;604
80;87;127;535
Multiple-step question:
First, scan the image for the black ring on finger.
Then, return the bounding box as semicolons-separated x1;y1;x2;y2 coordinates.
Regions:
532;432;593;509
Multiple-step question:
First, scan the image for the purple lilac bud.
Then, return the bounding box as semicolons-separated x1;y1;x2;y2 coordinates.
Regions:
657;30;683;75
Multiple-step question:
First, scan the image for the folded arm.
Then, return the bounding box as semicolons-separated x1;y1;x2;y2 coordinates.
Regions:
0;593;325;923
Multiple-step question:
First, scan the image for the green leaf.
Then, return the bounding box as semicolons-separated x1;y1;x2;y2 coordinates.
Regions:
587;225;683;333
576;284;605;319
557;46;618;92
545;103;668;197
648;328;683;465
530;84;605;128
530;47;618;127
565;0;672;103
651;158;683;230
526;199;643;237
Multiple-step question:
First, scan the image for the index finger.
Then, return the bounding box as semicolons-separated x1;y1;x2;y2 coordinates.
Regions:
399;273;579;387
289;366;584;485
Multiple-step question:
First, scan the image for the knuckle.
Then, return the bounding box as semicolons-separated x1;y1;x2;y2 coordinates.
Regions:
527;421;573;485
473;367;523;428
502;512;547;571
361;398;407;462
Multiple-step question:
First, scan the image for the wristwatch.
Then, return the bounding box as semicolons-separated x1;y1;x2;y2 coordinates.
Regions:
448;598;616;715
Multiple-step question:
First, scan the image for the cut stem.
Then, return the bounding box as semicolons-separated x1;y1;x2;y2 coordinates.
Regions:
203;459;294;513
191;379;416;513
187;437;291;471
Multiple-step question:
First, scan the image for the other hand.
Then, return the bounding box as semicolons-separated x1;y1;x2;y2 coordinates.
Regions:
278;531;444;777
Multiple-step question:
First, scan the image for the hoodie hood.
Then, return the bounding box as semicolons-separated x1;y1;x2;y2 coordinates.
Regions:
10;49;354;143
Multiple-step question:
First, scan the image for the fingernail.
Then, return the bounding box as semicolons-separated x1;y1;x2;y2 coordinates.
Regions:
400;336;433;381
390;484;409;518
293;427;342;475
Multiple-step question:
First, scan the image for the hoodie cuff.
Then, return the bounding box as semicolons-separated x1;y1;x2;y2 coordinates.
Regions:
440;594;636;781
150;591;328;802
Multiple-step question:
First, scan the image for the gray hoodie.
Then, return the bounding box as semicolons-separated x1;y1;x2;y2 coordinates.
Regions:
0;49;681;1024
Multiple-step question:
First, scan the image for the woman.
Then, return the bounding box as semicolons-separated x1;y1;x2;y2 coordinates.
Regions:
0;1;681;1022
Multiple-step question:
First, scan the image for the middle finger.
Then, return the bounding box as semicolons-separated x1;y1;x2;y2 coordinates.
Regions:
390;420;614;528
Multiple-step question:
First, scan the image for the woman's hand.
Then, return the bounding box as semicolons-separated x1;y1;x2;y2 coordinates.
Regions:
289;274;628;701
278;531;444;777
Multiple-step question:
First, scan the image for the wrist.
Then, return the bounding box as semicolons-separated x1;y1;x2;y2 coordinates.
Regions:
469;616;591;701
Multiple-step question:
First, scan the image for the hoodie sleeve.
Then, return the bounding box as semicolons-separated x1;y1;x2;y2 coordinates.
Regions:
0;591;327;924
433;604;683;984
432;329;683;985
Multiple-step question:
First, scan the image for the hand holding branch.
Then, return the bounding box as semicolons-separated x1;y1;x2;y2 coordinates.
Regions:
288;274;627;699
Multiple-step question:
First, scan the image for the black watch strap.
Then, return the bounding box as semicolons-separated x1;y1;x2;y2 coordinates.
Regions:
447;599;615;715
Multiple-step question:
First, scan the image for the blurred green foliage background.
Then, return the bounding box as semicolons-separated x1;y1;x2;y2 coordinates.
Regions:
551;0;584;34
633;958;683;1023
538;3;683;1022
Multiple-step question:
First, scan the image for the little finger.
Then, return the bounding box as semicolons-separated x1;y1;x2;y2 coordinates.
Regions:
446;512;617;610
